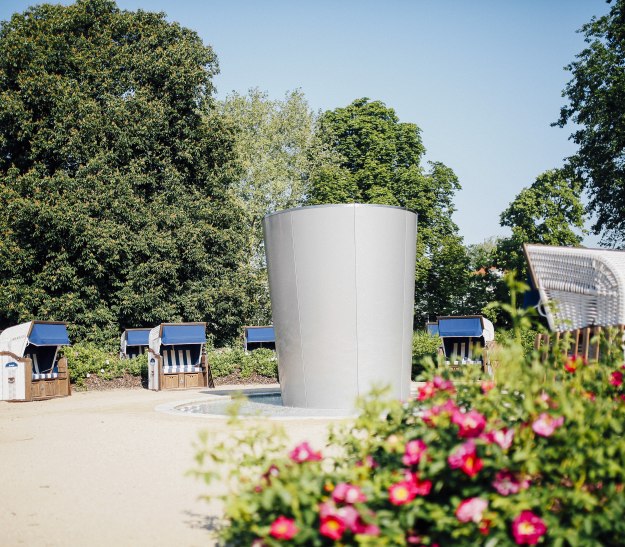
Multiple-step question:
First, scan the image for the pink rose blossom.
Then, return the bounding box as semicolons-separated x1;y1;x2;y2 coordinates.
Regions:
511;511;547;545
484;427;514;450
269;516;298;540
388;480;417;505
455;497;488;523
404;471;432;496
332;483;366;504
452;409;487;438
532;413;564;437
492;470;529;496
417;382;436;401
289;441;322;463
433;376;455;392
402;439;428;466
610;371;623;387
481;380;496;393
319;514;346;540
448;440;483;477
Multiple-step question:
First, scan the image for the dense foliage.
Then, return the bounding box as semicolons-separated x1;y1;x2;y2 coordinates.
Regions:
62;342;146;386
0;0;255;345
556;0;625;244
308;98;469;324
207;346;278;380
193;329;625;545
496;169;586;277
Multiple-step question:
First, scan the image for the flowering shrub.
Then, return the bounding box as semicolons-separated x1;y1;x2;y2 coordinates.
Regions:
193;328;625;545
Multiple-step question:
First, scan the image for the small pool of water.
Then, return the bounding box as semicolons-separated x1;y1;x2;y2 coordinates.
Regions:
169;392;356;419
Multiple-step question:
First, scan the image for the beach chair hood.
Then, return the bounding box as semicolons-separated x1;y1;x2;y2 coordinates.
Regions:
437;316;494;342
120;328;151;357
524;244;625;331
0;321;70;358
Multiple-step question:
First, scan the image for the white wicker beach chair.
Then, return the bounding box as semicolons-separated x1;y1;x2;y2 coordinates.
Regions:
524;244;625;332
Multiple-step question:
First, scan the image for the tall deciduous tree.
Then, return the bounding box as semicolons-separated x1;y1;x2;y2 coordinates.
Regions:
217;88;340;323
556;0;625;245
496;169;586;276
0;0;253;344
309;98;469;323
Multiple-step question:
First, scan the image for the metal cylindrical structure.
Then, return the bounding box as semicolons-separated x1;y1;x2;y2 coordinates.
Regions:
263;204;417;410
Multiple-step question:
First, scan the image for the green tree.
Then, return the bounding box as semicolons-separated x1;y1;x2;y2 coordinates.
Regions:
217;89;339;323
496;169;586;276
461;238;505;323
0;0;253;345
309;98;468;323
556;0;625;245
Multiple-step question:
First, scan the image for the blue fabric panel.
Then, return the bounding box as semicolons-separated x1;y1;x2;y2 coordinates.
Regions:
29;323;70;346
438;317;482;337
246;327;275;343
426;324;439;336
523;274;540;309
161;325;206;345
126;329;150;346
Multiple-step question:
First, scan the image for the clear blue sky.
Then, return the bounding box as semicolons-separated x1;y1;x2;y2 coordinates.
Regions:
0;0;609;245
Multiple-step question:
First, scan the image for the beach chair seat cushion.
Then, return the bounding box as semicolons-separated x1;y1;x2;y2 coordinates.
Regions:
162;365;203;373
32;372;59;380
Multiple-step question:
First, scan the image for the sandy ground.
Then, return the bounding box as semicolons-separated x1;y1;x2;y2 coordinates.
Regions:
0;385;337;547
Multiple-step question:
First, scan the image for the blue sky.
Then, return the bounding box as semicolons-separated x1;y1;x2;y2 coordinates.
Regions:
1;0;609;245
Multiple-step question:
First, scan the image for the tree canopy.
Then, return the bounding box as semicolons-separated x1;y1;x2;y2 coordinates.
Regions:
496;169;586;276
556;0;625;245
0;0;253;344
308;98;469;323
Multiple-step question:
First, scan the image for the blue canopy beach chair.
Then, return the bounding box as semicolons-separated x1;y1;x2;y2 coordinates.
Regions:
0;321;71;401
147;322;214;390
120;328;151;359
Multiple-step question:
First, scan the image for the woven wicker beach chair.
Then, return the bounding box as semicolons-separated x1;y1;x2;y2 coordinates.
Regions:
524;244;625;332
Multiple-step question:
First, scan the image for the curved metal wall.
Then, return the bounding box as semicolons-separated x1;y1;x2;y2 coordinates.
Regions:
263;204;417;409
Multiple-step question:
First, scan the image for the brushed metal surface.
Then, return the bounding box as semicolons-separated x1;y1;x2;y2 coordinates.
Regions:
263;204;417;409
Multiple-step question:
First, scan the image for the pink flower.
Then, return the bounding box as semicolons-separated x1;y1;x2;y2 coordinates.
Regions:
332;483;366;504
492;470;529;496
402;439;428;466
417;382;436;401
484;427;514;450
319;514;346;540
388;480;417;505
289;441;322;463
448;440;483;477
452;409;487;438
404;471;432;496
433;376;455;392
564;354;585;373
455;497;488;523
355;455;378;468
481;380;496;393
532;413;564;437
352;518;380;536
421;398;458;426
511;511;547;545
269;516;298;540
610;371;623;387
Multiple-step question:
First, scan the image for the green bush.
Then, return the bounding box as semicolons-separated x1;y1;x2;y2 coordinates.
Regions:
62;342;147;386
412;330;441;379
207;346;278;379
193;327;625;545
495;327;539;357
241;348;278;378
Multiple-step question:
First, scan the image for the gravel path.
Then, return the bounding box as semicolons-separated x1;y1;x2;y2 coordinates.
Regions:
0;385;334;547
